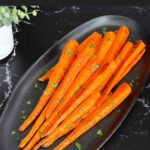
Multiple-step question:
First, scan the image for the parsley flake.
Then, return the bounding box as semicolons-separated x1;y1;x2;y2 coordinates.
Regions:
26;100;32;105
11;130;16;136
75;142;81;150
106;38;111;42
117;56;122;61
68;48;72;56
97;129;103;136
34;83;38;89
51;82;58;88
89;43;94;48
91;64;99;71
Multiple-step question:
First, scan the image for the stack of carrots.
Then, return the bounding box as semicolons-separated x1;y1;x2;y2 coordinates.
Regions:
18;26;146;150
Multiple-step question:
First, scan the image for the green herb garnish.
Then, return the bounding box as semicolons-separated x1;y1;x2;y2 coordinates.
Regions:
89;43;94;48
101;27;107;35
106;38;111;42
97;129;103;136
51;82;58;88
75;142;81;150
91;64;99;71
26;100;32;105
34;83;38;89
117;56;122;61
68;48;72;56
11;130;16;135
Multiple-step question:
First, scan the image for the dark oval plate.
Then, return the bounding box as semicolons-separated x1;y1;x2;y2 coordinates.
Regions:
0;15;150;150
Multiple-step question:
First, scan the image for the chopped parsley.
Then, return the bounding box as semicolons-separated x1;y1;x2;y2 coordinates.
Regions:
75;142;81;150
117;109;121;113
106;38;111;42
117;56;122;61
38;131;44;137
89;43;94;48
34;83;38;89
91;64;99;71
51;82;58;88
16;137;20;140
26;100;32;105
97;129;103;136
101;27;107;35
43;90;48;95
79;84;83;89
19;115;27;120
11;130;16;136
68;48;72;56
21;110;26;114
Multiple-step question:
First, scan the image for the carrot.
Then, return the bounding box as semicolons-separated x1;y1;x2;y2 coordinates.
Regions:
41;40;133;137
42;61;117;137
99;40;145;104
54;82;131;150
38;65;56;82
33;88;103;149
45;31;115;119
19;32;102;149
19;39;79;132
102;26;129;65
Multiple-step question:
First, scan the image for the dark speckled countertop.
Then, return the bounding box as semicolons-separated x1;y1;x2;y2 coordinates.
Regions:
0;5;150;150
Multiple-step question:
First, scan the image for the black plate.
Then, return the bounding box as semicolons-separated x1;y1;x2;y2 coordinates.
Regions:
0;15;150;150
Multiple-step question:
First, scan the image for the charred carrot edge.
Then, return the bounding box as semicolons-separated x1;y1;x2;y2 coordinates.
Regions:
19;32;102;149
38;65;56;82
45;31;115;120
102;26;129;65
42;40;133;137
54;83;131;150
19;40;79;132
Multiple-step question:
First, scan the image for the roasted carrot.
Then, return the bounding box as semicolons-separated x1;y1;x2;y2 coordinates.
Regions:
19;39;79;132
99;40;145;104
38;65;56;82
33;88;103;149
42;61;117;137
19;32;102;149
102;26;129;65
41;40;133;137
54;82;131;150
45;31;115;119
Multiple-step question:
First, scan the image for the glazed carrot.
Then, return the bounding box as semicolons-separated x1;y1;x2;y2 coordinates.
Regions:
38;65;56;82
33;88;103;149
19;32;102;149
42;61;117;137
45;31;115;119
41;40;133;136
102;26;129;65
99;40;145;104
19;39;79;132
54;83;131;150
33;89;101;150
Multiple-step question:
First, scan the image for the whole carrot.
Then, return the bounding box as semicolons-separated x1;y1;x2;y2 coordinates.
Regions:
38;65;56;82
102;26;129;65
99;40;145;104
42;40;133;136
45;31;115;119
54;82;131;150
19;39;79;132
42;61;117;136
33;88;102;149
42;32;102;120
19;32;102;149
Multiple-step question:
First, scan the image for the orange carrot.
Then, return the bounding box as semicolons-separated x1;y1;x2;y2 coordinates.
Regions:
54;83;131;150
19;39;79;132
19;32;102;149
38;65;56;82
42;32;101;120
45;31;115;119
42;61;117;137
102;26;129;65
41;40;133;137
33;88;103;149
99;40;145;104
